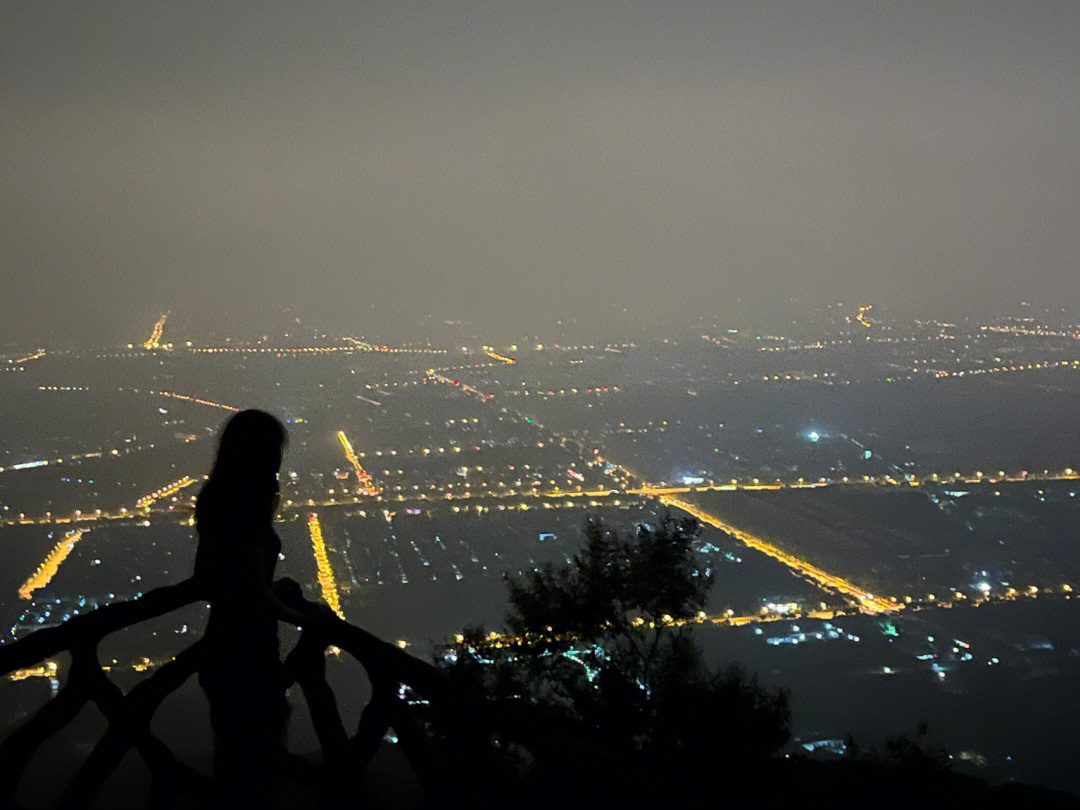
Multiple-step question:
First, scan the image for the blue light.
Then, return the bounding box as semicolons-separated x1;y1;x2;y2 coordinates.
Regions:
808;431;820;442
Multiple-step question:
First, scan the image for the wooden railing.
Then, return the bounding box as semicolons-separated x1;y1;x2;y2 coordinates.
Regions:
0;577;567;809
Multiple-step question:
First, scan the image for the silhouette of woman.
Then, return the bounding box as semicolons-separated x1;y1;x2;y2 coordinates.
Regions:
193;410;310;804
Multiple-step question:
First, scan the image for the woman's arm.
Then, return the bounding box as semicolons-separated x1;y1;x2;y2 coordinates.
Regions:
228;543;330;627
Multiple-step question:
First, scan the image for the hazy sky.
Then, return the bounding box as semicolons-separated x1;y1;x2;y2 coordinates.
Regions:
3;2;1078;345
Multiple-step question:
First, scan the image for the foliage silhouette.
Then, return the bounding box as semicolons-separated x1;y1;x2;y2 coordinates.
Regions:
435;514;790;805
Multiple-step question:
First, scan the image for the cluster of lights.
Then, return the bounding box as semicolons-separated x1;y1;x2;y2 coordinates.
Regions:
18;530;86;600
345;337;445;353
307;513;344;617
12;320;1080;639
143;314;168;349
451;605;850;659
151;391;239;412
427;372;494;402
980;324;1080;340
357;444;458;459
539;342;636;352
14;349;46;364
191;343;447;355
347;336;447;353
4;510;123;528
192;346;356;355
507;386;619;397
344;339;446;354
482;347;517;364
871;333;955;343
7;660;59;682
422;361;505;374
758;342;831;352
7;655;183;683
759;372;836;382
336;431;379;496
5;460;50;472
363;380;424;390
135;476;199;510
926;359;1080;378
0;441;156;478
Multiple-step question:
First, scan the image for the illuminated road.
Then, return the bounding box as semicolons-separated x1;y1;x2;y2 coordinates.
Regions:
188;342;446;355
2;475;203;527
469;605;852;653
482;346;516;364
307;513;344;618
151;391;239;412
343;337;374;351
0;447;122;476
634;469;1080;493
427;371;495;403
7;469;1080;530
135;476;199;510
336;430;379;496
15;349;46;365
144;313;168;349
18;529;86;600
112;387;240;412
660;496;899;614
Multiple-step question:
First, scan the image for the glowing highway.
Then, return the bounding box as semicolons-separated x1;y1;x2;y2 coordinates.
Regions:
307;513;344;618
17;530;86;600
661;496;899;614
336;430;379;496
135;476;199;511
143;313;168;349
482;346;517;364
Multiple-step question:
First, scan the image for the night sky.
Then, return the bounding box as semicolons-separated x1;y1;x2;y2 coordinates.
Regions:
3;2;1078;345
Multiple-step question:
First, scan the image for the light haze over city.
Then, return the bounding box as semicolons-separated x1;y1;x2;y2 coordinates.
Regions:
3;1;1079;346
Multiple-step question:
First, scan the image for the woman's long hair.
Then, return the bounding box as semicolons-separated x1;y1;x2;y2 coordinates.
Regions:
196;409;287;531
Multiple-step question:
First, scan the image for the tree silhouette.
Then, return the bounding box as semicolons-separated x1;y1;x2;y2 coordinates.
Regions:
436;513;790;804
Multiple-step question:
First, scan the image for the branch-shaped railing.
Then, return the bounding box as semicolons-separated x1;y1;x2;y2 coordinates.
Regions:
0;578;582;809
